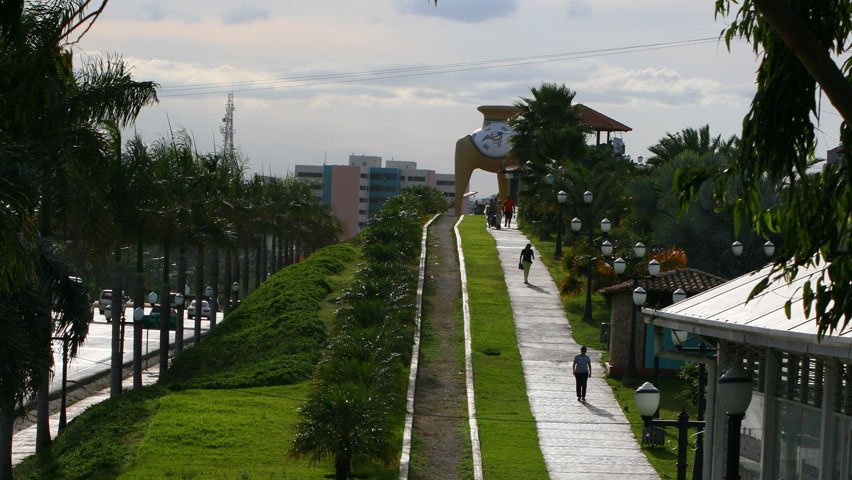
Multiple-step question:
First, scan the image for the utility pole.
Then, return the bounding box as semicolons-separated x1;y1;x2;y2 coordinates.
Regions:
220;92;235;161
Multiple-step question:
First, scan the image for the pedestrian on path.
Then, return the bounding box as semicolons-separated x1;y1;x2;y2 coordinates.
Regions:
573;346;591;402
519;243;534;284
484;201;493;228
502;197;515;228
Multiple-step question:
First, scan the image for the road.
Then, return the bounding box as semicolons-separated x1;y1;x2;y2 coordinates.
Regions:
12;307;223;466
47;306;221;396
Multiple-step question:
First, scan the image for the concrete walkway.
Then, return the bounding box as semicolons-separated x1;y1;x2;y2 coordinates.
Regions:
488;226;658;479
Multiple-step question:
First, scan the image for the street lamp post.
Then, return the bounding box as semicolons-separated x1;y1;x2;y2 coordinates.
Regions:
132;300;145;388
569;191;611;322
555;190;567;258
231;281;240;307
635;382;706;480
718;362;754;480
51;333;70;432
670;322;716;480
612;243;658;384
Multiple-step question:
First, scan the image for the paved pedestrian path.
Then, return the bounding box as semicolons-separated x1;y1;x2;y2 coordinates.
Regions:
488;226;658;479
12;367;160;465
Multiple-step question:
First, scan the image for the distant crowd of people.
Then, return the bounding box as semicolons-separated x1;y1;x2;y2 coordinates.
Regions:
483;196;515;230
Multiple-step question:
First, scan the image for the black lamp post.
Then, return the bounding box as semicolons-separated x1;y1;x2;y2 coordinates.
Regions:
555;190;567;258
569;190;612;322
231;280;240;306
613;243;658;384
718;362;754;480
635;382;705;480
132;305;144;388
51;333;70;432
670;317;716;480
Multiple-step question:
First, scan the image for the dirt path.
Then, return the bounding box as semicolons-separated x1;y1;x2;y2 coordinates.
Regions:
409;216;468;480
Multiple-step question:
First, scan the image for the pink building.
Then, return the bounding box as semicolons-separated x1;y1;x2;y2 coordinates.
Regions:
296;155;465;240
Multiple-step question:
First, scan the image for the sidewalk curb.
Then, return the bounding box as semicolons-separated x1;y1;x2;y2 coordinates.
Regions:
454;215;484;480
398;213;440;480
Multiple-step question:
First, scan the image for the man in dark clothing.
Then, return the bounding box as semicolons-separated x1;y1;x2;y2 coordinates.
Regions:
573;346;591;402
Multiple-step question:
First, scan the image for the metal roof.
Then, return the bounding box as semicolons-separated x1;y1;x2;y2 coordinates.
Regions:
643;261;852;360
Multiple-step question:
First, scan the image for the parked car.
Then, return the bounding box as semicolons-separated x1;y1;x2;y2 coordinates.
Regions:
98;289;112;315
187;300;211;319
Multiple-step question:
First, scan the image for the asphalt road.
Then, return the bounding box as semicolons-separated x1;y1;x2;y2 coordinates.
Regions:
47;306;221;396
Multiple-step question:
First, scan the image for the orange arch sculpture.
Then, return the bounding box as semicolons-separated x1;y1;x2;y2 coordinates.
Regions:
454;105;520;215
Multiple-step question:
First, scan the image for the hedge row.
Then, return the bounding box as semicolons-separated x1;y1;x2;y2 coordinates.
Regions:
291;186;446;480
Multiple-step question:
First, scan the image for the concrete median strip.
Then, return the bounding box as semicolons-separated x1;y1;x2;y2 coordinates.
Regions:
454;215;485;480
398;213;440;480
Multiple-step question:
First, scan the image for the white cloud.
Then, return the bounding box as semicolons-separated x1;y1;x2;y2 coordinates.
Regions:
223;3;270;24
394;0;518;23
566;0;591;18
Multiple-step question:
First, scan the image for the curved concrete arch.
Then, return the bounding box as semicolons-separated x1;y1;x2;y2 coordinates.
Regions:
454;105;519;215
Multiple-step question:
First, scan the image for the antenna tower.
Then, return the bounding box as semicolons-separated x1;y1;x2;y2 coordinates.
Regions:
220;92;235;160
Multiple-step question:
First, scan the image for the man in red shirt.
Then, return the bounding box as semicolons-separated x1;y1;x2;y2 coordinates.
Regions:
502;197;516;228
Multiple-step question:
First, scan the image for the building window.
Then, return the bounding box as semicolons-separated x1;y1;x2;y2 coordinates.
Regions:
360;173;368;178
359;186;367;190
359;198;366;203
297;172;323;178
443;192;455;197
370;173;397;181
358;222;366;227
369;197;387;204
358;209;366;215
407;176;426;182
437;180;454;186
371;185;397;192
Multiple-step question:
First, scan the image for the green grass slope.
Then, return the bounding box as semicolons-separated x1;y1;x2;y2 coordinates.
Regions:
14;241;359;480
164;242;358;389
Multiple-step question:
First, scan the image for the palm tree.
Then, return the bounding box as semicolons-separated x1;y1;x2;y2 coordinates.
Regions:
0;243;90;480
646;125;737;166
627;150;780;278
509;83;590;231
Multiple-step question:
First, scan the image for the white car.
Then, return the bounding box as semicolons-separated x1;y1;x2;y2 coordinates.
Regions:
187;300;211;319
98;289;113;316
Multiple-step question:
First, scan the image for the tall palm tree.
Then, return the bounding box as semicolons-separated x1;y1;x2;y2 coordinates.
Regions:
627;150;780;278
0;242;90;480
2;0;157;454
646;125;737;166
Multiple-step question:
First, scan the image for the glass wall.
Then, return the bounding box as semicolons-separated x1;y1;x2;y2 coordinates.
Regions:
772;399;822;480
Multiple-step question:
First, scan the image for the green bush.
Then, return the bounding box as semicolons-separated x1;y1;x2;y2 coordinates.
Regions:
291;189;438;479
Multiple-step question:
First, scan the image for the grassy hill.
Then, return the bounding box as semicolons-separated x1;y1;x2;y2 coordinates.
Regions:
14;241;360;480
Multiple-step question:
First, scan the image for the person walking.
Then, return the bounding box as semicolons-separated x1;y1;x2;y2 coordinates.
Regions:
502;197;515;228
519;243;534;284
573;346;592;402
484;201;493;228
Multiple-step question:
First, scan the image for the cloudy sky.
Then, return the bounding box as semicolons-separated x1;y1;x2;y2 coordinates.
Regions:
75;0;843;196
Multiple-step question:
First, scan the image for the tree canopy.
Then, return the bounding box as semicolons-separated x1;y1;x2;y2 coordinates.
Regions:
683;0;852;336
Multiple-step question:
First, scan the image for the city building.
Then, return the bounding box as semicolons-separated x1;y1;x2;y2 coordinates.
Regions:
295;155;463;239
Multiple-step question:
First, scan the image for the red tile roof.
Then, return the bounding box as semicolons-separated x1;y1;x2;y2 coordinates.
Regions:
599;268;727;296
577;105;632;132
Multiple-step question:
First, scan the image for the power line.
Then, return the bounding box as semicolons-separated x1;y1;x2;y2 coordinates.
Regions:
158;37;720;98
